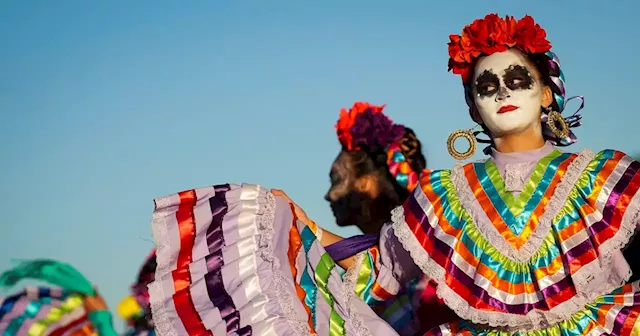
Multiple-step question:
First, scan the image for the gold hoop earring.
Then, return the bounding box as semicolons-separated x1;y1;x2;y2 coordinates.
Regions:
546;110;569;139
447;129;477;160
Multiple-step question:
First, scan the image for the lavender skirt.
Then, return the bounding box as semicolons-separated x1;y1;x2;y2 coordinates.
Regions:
148;183;398;336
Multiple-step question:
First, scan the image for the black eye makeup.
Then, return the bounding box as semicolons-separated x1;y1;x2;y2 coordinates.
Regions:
475;70;500;98
503;64;534;90
330;171;341;185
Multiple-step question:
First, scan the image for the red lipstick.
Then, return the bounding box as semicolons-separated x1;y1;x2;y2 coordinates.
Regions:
498;105;518;114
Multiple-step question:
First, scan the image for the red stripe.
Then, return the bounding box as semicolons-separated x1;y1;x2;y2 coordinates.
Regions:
49;315;91;336
171;190;212;336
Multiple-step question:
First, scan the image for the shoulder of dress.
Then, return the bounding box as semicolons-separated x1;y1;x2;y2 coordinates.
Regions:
583;148;638;174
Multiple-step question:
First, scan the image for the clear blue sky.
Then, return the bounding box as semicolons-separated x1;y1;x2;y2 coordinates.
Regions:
1;0;638;331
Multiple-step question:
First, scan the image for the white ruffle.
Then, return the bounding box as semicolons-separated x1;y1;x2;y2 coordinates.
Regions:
148;186;311;336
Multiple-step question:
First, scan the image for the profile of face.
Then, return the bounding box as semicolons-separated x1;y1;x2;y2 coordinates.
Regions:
325;151;368;227
471;49;550;137
324;151;395;233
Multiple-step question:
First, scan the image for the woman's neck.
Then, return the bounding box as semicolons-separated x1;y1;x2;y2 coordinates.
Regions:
493;126;546;153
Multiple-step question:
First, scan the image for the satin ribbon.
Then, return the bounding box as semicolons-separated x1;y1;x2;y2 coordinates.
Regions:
315;253;346;335
3;298;51;336
28;294;84;336
324;234;379;262
541;95;584;147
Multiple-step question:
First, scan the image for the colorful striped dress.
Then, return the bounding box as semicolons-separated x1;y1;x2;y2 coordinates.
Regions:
147;144;640;335
0;287;96;336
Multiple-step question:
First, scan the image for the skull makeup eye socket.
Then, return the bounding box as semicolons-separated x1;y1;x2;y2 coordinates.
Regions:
475;70;500;98
503;65;534;90
478;83;497;96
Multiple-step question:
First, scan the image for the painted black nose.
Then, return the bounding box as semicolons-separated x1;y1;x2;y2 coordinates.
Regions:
496;86;511;101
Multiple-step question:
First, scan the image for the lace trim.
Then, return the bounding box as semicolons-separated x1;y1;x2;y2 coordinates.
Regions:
149;197;177;336
504;162;534;192
342;252;374;336
452;149;594;262
149;187;313;335
260;191;313;336
392;150;640;331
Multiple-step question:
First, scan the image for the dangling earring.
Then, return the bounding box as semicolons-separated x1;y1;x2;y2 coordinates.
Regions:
447;127;477;160
545;107;569;139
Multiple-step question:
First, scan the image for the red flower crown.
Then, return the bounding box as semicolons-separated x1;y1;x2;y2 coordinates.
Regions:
335;101;386;150
448;14;552;83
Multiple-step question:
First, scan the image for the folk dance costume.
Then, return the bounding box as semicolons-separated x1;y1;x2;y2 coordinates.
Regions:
0;260;118;336
147;14;640;335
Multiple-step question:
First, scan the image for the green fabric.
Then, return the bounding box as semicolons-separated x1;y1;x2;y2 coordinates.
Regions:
88;310;119;336
0;259;95;295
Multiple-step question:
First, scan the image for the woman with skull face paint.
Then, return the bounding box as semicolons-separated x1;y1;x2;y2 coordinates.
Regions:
335;13;640;335
325;102;426;236
322;101;456;335
145;14;640;336
143;102;446;336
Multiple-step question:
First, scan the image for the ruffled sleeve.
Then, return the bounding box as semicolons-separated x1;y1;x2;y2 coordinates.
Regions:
570;149;640;292
148;183;397;336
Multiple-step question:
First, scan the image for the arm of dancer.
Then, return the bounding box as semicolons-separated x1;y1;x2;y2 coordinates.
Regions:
272;190;422;298
271;190;357;269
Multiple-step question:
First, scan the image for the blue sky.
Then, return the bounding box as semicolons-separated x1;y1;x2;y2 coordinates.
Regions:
0;0;638;331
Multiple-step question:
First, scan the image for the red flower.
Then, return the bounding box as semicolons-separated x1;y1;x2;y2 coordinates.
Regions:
447;14;552;83
335;102;385;150
514;15;551;54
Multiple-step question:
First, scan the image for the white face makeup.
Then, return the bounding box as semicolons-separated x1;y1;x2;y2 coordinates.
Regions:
472;49;543;137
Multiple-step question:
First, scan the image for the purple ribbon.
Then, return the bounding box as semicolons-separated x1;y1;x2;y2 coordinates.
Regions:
325;234;380;261
541;95;584;147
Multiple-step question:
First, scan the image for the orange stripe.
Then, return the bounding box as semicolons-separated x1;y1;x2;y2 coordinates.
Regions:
463;165;519;246
585;152;624;203
368;245;394;300
463;156;575;250
518;155;574;242
287;204;316;333
404;193;495;312
419;174;541;295
171;190;212;336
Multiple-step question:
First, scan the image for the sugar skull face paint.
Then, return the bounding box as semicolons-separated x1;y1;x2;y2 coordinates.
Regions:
472;49;543;137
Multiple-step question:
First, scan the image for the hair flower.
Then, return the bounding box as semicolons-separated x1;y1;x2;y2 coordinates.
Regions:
335;102;403;151
448;14;551;83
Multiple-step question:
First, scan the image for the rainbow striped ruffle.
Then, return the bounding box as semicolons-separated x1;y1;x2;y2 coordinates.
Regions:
0;287;95;336
390;149;640;334
430;280;640;335
148;184;397;336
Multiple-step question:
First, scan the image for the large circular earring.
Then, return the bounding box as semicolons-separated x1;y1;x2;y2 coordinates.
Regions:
447;129;477;160
546;109;569;139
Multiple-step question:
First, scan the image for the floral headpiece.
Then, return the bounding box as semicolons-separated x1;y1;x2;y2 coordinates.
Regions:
448;13;584;149
448;14;551;83
335;102;420;192
119;249;156;329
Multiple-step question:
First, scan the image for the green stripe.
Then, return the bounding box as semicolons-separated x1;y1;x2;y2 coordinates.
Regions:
315;253;346;335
